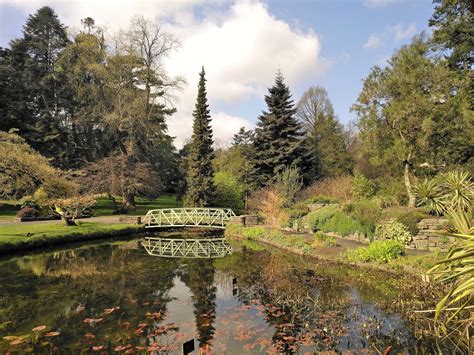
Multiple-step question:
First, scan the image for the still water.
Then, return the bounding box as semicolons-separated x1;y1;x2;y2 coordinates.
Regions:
0;237;445;353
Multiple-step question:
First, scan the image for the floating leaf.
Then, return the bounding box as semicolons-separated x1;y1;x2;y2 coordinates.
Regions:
32;325;47;332
44;332;60;337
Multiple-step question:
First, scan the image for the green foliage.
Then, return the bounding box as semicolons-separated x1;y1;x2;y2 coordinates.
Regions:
305;195;341;204
307;205;340;232
252;72;304;187
346;240;405;263
374;177;407;207
307;205;373;238
313;231;337;247
302;175;352;202
242;226;266;240
185;68;216;207
296;85;353;181
274;165;303;207
223;223;244;239
213;172;244;213
375;219;413;245
429;209;473;342
0;131;76;200
348;199;381;236
413;170;473;214
351;173;375;200
392;210;428;236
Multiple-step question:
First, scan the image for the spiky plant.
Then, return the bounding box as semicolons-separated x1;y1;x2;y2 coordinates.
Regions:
412;178;446;215
441;170;474;212
428;208;473;348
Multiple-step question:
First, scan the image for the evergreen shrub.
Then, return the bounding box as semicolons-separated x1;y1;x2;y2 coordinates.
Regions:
346;240;405;263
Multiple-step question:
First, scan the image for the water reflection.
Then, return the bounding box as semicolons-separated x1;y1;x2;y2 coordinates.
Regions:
0;239;447;353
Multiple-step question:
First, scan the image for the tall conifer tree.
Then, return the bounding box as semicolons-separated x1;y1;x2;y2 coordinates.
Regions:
252;72;304;187
185;67;216;206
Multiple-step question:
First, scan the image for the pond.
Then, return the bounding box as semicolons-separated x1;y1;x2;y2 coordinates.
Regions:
0;236;447;353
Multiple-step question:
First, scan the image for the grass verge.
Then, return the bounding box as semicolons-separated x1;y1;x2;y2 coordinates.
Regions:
0;222;144;254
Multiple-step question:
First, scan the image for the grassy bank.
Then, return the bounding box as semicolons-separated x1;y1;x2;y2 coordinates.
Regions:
0;222;144;254
225;223;441;274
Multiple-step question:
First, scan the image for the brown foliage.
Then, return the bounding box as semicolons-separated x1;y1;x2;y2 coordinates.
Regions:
300;175;353;202
249;187;288;227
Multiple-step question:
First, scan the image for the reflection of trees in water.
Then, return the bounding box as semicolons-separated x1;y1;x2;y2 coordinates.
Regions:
179;259;217;350
0;245;179;351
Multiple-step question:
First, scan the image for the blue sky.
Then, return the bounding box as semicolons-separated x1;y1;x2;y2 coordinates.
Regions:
0;0;435;146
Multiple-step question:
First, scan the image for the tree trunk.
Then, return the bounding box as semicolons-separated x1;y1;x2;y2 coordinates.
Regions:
122;194;136;213
404;161;416;208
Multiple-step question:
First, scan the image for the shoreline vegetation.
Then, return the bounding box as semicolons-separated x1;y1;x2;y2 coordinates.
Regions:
225;223;441;277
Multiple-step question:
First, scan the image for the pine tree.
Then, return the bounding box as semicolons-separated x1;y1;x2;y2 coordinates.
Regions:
252;72;304;187
185;67;216;207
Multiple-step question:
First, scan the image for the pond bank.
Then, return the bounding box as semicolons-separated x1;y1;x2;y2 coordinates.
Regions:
0;222;145;254
225;224;439;277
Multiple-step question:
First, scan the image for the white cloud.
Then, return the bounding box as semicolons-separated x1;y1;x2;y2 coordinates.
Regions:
389;23;416;41
6;0;329;148
363;0;402;8
363;34;383;49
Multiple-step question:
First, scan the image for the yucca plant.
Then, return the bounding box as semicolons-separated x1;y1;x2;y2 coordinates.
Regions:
412;178;447;215
428;208;473;346
441;171;474;212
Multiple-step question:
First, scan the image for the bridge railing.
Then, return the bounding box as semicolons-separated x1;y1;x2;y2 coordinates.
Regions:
143;208;236;228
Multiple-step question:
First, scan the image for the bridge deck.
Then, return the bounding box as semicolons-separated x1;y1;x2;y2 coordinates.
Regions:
143;208;236;229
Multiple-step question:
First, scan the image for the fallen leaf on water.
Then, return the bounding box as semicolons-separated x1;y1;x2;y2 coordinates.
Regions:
83;318;103;324
84;333;95;339
92;345;105;351
44;332;60;337
114;345;127;351
32;325;47;332
104;307;120;315
383;346;393;355
9;338;26;346
3;336;21;341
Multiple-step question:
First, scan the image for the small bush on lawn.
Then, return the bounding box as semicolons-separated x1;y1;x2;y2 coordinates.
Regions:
346;240;405;263
16;207;40;219
313;231;337;247
375;219;413;245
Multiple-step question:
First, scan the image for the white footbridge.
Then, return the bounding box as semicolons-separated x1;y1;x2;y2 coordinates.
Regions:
142;208;236;258
143;208;236;229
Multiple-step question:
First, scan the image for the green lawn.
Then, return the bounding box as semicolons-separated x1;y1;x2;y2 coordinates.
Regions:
0;195;182;220
0;222;143;253
79;194;182;217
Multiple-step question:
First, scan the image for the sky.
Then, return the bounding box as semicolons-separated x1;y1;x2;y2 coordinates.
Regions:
0;0;435;148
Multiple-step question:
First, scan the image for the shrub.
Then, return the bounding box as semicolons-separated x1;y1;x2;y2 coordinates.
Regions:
16;207;40;219
285;205;310;231
256;188;289;227
395;210;428;236
300;176;352;202
305;195;341;204
213;172;244;213
274;165;303;207
348;199;381;235
307;205;374;238
375;219;413;245
346;240;405;263
313;231;337;247
242;226;266;239
307;205;340;231
351;173;376;200
374;177;407;207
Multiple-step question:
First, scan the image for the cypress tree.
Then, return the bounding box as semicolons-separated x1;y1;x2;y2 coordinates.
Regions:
185;67;216;207
252;72;304;187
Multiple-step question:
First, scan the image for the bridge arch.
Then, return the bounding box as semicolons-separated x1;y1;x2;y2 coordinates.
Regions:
143;208;236;229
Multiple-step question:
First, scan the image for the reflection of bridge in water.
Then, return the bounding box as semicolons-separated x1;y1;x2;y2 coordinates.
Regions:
143;208;236;229
143;237;233;258
142;208;236;258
